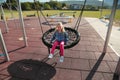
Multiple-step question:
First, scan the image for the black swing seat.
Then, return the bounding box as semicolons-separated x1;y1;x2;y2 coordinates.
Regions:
42;27;80;49
7;59;56;80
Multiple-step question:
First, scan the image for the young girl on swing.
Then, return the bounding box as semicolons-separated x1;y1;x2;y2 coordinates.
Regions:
48;22;69;62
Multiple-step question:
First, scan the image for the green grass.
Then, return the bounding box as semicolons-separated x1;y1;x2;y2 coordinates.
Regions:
1;9;120;22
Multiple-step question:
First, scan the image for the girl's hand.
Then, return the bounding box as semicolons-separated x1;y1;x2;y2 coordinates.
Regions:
50;41;54;45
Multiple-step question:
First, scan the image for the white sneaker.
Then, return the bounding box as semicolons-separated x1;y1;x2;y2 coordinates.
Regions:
48;54;53;58
59;56;64;62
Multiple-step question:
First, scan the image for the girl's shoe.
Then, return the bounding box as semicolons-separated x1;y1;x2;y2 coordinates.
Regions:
59;56;64;62
48;54;53;58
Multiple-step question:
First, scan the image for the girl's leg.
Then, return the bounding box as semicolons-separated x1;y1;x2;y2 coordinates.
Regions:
50;41;59;54
60;41;64;56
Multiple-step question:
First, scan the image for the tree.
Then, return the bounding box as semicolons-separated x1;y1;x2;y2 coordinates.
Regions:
33;1;43;10
5;0;17;10
62;3;67;7
21;2;31;10
48;1;62;9
6;0;16;3
44;3;51;10
29;2;35;10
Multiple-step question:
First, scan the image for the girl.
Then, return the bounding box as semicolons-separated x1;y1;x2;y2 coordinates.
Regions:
48;22;69;62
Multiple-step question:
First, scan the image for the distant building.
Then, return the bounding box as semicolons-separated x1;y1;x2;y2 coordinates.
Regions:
70;4;82;10
61;0;102;10
60;0;120;9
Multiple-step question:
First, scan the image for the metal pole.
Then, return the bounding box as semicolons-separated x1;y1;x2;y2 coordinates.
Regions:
100;0;104;18
17;0;28;46
34;0;44;34
8;0;14;18
113;58;120;80
0;5;9;33
0;29;10;61
102;0;118;53
74;0;87;30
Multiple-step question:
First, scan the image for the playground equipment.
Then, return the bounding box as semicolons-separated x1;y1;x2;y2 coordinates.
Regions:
33;0;87;50
0;2;9;33
0;29;10;62
0;0;28;62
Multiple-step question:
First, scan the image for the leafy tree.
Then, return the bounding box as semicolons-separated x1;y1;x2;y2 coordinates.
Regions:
5;0;17;10
33;1;43;10
56;2;62;9
62;3;67;7
21;2;31;10
3;0;17;9
6;0;16;3
44;3;51;10
48;1;62;9
28;2;35;10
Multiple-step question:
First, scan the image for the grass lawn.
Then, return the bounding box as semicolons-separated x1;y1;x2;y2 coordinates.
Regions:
1;9;120;25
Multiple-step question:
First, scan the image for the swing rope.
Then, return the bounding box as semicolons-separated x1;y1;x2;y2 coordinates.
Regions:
34;0;52;30
74;0;87;31
39;9;52;29
34;0;44;34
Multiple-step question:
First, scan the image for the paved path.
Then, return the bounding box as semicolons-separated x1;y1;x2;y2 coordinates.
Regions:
85;17;120;56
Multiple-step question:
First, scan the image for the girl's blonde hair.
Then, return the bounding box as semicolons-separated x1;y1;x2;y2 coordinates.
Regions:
55;22;65;32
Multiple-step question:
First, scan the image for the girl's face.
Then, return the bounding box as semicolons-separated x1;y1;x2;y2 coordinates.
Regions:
57;25;62;31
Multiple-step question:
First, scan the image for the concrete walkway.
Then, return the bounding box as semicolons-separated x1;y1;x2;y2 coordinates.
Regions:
85;17;120;56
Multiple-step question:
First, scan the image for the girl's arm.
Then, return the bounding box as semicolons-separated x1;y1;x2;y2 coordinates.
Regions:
64;32;69;43
51;32;56;43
